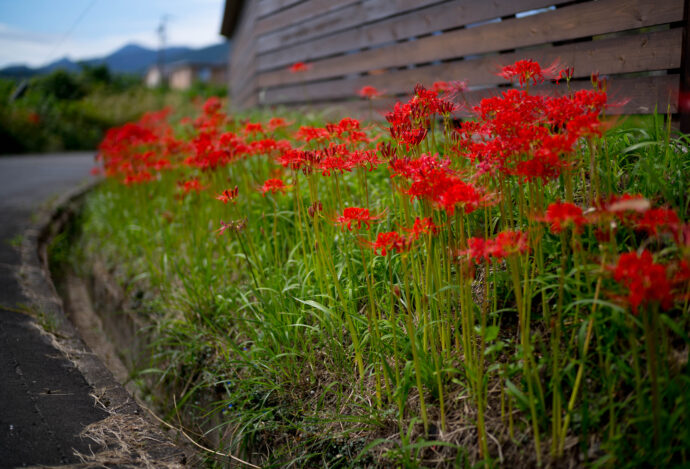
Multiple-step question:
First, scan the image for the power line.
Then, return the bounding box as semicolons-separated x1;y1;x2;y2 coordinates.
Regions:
44;0;98;64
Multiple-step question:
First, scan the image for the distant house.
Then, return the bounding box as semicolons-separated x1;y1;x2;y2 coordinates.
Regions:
168;61;227;90
144;65;165;88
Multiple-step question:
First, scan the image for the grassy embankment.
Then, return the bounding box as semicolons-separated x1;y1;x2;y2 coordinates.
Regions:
67;64;689;467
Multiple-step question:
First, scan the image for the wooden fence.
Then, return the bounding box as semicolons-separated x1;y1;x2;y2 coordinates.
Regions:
224;0;686;120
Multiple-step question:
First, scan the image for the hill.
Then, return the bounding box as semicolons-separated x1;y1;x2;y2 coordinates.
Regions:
0;42;230;79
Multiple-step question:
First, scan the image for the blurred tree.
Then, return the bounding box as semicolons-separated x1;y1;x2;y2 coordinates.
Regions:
34;70;85;100
79;63;111;87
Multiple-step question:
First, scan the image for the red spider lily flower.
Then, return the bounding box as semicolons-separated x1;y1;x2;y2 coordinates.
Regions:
555;67;574;84
216;186;239;204
377;141;397;160
432;81;451;94
436;178;484;215
216;218;247;236
243;122;264;135
202;96;222;114
612;250;673;313
604;194;650;212
295;125;330;142
277;148;322;175
289;61;311;73
350;150;382;172
334;207;384;230
499;59;557;87
436;99;459;115
178;177;206;195
672;260;690;296
90;167;102;176
27;111;40;125
319;155;354;176
400;127;428;146
259;178;288;195
591;72;608;91
566;111;602;138
326;118;369;144
308;201;323;218
123;170;153;185
463;230;530;264
635;208;680;237
358;85;383;99
389;153;451;179
438;80;468;94
365;231;410;256
592;193;654;229
268;117;291;131
405;217;439;241
543;201;588;233
151;158;172;171
216;220;232;236
249;138;280;156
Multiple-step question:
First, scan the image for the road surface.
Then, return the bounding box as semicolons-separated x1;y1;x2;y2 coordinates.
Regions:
0;152;107;467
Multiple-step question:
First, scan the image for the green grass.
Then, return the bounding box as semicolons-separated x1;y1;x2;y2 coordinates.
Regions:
67;88;690;468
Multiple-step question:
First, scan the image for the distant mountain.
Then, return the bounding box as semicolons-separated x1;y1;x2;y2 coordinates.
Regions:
42;57;80;73
0;41;231;78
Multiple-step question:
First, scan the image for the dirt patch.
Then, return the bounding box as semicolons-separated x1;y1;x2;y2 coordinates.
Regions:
63;271;130;386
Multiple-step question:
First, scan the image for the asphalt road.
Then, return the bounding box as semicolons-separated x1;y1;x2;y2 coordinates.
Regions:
0;152;108;467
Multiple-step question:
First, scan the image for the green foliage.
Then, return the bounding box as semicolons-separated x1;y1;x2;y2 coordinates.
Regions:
0;66;226;154
69;104;690;468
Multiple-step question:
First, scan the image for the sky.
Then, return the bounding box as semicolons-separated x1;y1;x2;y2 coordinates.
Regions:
0;0;226;68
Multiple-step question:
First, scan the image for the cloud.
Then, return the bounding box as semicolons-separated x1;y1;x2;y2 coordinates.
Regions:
0;23;54;43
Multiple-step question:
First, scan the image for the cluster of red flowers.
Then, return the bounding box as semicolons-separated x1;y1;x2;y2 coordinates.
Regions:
334;207;383;231
542;202;587;233
259;178;288;195
385;84;458;148
358;86;383;99
390;153;487;215
498;59;557;87
178;177;205;195
98;108;183;184
362;217;439;256
216;186;239;204
95;59;688;319
453;69;607;182
462;230;529;264
612;250;689;313
537;197;686;243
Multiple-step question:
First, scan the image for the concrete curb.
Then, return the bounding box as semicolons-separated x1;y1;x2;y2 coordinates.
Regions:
18;179;189;468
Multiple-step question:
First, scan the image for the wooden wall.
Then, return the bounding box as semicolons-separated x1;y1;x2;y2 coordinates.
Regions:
228;0;685;118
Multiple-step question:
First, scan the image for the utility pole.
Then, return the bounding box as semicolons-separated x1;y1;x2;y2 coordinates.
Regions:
156;15;170;87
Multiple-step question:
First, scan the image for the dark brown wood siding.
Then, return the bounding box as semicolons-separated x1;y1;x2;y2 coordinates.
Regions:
229;0;684;117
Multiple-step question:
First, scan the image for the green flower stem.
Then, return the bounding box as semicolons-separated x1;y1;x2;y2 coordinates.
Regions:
559;258;604;455
401;255;429;434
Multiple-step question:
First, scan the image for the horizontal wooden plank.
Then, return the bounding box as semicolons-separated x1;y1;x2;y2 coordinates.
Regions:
258;0;573;72
256;0;447;54
256;0;683;86
271;75;680;119
293;75;680;122
256;0;359;36
257;0;304;18
261;28;682;105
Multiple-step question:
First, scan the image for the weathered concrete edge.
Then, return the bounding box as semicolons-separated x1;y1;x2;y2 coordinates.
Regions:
17;178;189;466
